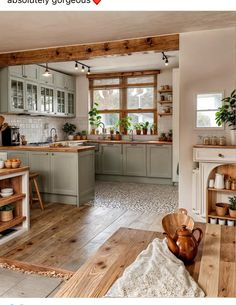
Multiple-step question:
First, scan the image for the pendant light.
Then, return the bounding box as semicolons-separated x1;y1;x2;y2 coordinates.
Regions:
43;63;51;77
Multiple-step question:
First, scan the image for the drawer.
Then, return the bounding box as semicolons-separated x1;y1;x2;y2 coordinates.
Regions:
193;148;236;163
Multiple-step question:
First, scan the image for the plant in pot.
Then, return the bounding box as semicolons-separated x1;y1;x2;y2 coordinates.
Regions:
75;132;81;140
116;117;132;135
215;89;236;145
0;204;14;222
81;130;87;140
62;123;76;140
141;122;149;135
134;123;142;135
228;196;236;218
115;131;122;141
150;123;156;135
88;103;102;135
167;129;173;142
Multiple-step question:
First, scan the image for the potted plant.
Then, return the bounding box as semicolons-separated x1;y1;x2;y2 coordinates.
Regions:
0;204;14;222
141;121;149;135
167;129;173;142
159;132;167;141
75;132;81;140
215;203;228;217
116;117;132;135
81;130;87;140
150;123;156;135
134;123;142;135
115;131;122;141
215;89;236;144
62;123;76;140
228;196;236;218
88;103;102;135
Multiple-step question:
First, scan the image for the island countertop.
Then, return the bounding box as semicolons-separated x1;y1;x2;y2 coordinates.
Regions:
0;145;95;153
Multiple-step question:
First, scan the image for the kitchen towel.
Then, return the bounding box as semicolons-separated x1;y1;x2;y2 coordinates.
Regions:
106;238;205;297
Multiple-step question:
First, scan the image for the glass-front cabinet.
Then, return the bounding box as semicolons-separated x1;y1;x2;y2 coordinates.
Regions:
67;92;75;116
26;82;38;112
40;86;54;114
10;78;25;112
57;90;66;114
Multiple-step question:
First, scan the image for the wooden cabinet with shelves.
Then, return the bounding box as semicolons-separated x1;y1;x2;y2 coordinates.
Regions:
207;164;236;223
0;167;29;245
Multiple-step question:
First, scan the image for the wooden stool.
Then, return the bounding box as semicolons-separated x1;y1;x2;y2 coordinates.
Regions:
29;172;44;210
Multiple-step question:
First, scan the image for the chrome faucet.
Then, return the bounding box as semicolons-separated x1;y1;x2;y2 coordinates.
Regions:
129;129;134;141
100;122;106;139
50;128;58;143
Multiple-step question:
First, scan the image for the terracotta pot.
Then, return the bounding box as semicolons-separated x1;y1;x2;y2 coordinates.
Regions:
142;128;148;135
75;135;81;140
215;203;228;217
229;208;236;218
91;128;96;135
115;134;122;141
0;210;13;222
82;135;87;140
136;130;141;135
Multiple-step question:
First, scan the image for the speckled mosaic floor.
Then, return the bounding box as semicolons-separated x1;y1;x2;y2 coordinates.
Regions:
93;181;178;214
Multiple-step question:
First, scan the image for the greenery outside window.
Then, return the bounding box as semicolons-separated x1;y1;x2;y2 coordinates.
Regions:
196;93;223;128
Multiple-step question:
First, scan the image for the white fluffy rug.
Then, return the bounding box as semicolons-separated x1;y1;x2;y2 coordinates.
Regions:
106;238;204;298
93;181;178;214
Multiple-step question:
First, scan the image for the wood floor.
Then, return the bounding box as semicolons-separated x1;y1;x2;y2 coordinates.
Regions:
0;203;164;271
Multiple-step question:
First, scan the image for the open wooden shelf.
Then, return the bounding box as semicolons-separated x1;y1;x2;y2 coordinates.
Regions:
159;113;172;117
0;193;26;208
208;211;236;221
0;216;26;233
208;188;236;194
158;90;172;93
158;101;173;105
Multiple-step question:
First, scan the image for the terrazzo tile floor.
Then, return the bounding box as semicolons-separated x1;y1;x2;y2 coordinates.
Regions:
93;181;178;213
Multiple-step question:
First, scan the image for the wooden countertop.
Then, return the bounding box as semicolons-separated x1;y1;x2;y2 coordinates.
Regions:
56;224;236;298
0;145;95;153
194;144;236;148
87;140;172;145
0;166;29;177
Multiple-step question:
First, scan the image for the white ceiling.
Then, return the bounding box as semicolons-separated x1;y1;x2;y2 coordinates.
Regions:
0;12;236;53
48;51;179;75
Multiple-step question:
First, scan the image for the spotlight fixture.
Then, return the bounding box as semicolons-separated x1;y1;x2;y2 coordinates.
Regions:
74;61;91;74
162;52;169;66
42;63;51;77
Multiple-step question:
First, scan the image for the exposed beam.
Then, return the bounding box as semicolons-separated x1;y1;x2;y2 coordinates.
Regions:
0;34;179;67
87;70;160;79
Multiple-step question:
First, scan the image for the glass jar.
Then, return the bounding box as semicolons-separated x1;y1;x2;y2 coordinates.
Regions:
210;136;218;145
218;136;226;146
203;136;210;145
231;180;236;191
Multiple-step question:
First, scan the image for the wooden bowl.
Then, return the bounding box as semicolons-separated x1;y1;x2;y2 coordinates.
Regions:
4;160;12;168
162;208;195;239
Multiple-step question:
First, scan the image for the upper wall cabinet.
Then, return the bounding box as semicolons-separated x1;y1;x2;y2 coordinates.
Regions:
0;65;76;117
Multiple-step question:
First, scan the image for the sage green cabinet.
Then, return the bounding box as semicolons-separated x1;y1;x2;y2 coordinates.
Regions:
29;152;51;193
101;144;123;175
147;145;172;178
123;144;147;176
9;65;38;81
95;151;102;174
3;151;29;166
50;152;78;195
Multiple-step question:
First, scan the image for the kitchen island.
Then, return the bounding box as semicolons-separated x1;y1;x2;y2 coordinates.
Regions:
0;146;95;206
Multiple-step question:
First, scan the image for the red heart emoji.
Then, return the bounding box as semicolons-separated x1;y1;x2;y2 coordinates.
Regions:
93;0;101;4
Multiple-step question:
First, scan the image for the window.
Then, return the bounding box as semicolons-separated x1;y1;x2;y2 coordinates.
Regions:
196;93;223;128
89;72;158;134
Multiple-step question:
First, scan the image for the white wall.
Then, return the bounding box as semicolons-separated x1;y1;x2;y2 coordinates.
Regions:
179;27;236;213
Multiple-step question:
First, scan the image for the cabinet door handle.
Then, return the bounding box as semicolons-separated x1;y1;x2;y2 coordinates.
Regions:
218;153;224;158
46;153;49;155
52;153;54;156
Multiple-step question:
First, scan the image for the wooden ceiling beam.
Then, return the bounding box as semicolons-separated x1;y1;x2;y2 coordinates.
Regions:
0;34;179;67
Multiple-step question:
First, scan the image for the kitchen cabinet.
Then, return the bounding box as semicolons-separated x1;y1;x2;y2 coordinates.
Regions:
9;66;24;78
40;86;55;114
25;81;38;112
50;152;78;195
101;144;123;175
147;145;172;178
6;151;29;167
9;78;25;112
56;90;66;114
123;144;146;176
67;92;75;116
9;65;38;81
55;72;75;91
29;152;51;193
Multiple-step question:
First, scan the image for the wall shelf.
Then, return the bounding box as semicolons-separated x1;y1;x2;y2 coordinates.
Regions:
158;90;172;93
208;211;236;221
159;113;172;117
208;188;236;194
0;216;26;233
158;101;173;105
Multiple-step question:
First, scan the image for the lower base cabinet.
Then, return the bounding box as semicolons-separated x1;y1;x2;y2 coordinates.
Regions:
147;145;172;178
123;144;146;176
101;144;123;175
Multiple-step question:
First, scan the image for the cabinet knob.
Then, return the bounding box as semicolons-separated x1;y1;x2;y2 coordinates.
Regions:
218;153;224;158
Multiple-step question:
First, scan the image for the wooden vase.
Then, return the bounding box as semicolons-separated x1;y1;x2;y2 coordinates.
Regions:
0;210;13;222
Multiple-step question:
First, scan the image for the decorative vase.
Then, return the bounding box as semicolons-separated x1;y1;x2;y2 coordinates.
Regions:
230;129;236;145
229;208;236;218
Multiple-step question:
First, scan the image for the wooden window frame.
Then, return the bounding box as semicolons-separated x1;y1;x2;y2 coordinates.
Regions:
89;70;159;134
